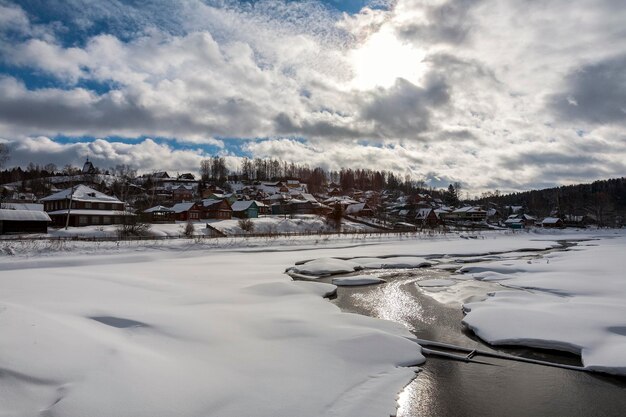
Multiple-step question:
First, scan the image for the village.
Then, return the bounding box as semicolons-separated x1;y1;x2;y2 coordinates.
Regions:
0;159;595;237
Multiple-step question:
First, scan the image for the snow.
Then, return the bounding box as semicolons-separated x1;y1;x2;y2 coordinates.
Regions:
417;279;456;288
2;228;626;417
40;184;121;203
462;233;626;375
289;257;361;276
0;236;426;417
0;209;51;221
351;256;433;269
332;276;386;286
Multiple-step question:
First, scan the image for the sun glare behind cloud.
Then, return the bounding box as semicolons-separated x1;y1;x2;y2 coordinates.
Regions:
349;26;427;90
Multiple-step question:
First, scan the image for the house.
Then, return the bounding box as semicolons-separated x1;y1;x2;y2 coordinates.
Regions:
564;214;593;227
201;199;232;219
541;217;564;228
205;192;238;205
143;205;176;223
345;203;374;217
172;185;195;202
415;208;439;226
177;173;195;181
171;202;202;221
273;199;315;215
504;214;536;229
255;201;270;215
448;206;487;222
504;218;524;229
231;201;259;218
41;185;133;227
0;209;51;234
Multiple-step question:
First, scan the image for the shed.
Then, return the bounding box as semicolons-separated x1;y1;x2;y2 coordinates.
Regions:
143;205;176;223
0;209;51;234
231;201;259;218
541;217;564;228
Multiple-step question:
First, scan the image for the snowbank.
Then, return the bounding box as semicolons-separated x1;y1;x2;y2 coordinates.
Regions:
462;234;626;375
0;243;424;417
332;276;386;286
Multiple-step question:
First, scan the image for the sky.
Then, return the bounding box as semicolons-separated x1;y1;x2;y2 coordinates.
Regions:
0;0;625;194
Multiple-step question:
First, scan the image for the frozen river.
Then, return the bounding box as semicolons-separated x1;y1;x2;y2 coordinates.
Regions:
327;242;626;416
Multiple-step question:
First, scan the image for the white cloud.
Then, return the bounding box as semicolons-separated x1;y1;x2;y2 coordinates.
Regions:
0;0;625;192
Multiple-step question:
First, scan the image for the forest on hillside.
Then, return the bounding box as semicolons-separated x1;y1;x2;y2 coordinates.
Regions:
473;177;626;226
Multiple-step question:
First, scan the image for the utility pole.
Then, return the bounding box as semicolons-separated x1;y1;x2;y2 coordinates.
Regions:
65;182;75;230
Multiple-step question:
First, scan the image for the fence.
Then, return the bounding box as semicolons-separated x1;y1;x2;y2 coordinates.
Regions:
0;226;467;243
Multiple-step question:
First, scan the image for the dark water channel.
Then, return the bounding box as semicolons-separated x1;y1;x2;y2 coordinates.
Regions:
324;246;626;417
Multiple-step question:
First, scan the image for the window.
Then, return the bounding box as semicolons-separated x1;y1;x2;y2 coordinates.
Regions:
99;203;105;209
103;216;111;224
79;216;88;225
85;202;92;209
92;216;100;224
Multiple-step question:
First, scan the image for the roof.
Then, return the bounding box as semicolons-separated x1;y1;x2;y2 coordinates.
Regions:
170;202;197;213
415;208;436;219
231;201;258;212
345;203;371;214
0;209;51;222
542;217;562;224
144;205;174;213
40;185;122;203
47;210;132;216
202;199;225;208
452;206;485;213
2;203;44;211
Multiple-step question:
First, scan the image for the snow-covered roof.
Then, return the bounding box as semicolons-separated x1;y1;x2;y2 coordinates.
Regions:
47;209;131;216
415;208;435;219
144;205;174;213
40;185;122;203
565;215;584;222
202;199;224;208
452;206;485;213
1;203;44;211
323;196;358;205
542;217;562;224
231;201;257;212
345;203;370;214
0;209;51;222
299;193;318;203
170;203;197;213
173;184;195;191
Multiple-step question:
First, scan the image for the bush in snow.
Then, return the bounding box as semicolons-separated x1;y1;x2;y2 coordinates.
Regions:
117;222;151;238
238;218;255;233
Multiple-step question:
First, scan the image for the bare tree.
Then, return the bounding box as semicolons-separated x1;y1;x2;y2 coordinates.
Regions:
0;143;10;169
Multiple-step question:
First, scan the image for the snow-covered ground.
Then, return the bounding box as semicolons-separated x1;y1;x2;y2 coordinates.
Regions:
0;215;378;241
1;229;625;417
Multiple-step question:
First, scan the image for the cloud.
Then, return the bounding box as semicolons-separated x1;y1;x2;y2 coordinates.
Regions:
5;136;207;174
549;54;626;126
396;0;482;45
0;0;626;193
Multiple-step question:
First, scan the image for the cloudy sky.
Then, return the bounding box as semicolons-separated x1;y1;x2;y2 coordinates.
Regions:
0;0;624;194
